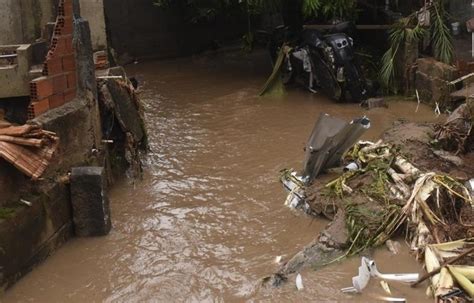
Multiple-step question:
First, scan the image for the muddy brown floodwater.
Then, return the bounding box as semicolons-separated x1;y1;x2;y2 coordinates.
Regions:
3;51;442;302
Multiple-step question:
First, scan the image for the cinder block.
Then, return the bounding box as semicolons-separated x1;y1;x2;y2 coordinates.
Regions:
49;93;65;108
70;167;111;237
62;54;76;72
43;57;63;75
52;74;68;94
30;77;53;101
64;88;76;103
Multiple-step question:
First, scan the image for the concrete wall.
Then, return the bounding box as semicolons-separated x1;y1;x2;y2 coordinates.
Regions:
0;0;24;45
0;0;54;45
0;0;104;289
79;0;108;51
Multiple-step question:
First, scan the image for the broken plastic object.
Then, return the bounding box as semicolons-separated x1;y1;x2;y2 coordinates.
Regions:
377;296;406;302
296;273;304;290
385;240;401;255
344;162;359;172
341;257;419;293
302;114;370;184
380;280;391;294
275;256;282;264
341;257;371;293
281;169;310;210
366;258;419;282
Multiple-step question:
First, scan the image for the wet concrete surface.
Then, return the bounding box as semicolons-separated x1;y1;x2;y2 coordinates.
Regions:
2;51;441;302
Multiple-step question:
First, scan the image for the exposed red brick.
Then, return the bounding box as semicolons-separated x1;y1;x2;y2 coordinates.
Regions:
30;77;53;101
66;72;77;89
43;57;63;75
55;17;73;35
28;99;50;118
65;36;74;52
49;93;65;109
62;54;76;72
63;2;73;17
52;74;68;94
63;89;76;103
50;36;70;55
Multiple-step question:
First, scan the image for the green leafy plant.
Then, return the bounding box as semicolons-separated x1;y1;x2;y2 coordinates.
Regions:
302;0;357;20
431;0;453;64
380;16;426;93
380;0;453;93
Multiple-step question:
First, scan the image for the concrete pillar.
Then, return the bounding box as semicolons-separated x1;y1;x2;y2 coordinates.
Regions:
78;0;108;51
70;167;111;237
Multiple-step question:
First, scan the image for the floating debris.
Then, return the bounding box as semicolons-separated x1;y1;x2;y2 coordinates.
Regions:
386;240;401;255
380;280;392;294
341;257;371;293
342;257;418;294
276;106;474;301
296;273;304;290
377;296;406;302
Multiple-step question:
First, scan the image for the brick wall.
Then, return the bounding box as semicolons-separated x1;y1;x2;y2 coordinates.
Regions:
28;0;77;119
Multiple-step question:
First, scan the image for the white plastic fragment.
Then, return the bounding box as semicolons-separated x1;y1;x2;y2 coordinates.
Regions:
377;296;406;302
296;273;304;290
275;256;282;264
380;280;392;294
19;199;32;207
365;258;419;282
344;162;359;172
341;257;371;293
341;257;419;294
385;240;401;255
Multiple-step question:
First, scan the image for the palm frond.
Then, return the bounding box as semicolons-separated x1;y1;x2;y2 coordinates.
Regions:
431;1;454;64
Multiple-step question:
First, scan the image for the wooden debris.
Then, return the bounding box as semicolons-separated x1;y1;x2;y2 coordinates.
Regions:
0;120;59;179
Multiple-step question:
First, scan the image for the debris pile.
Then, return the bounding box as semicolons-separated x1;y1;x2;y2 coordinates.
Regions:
97;70;148;179
0;116;59;179
435;102;473;154
274;104;474;301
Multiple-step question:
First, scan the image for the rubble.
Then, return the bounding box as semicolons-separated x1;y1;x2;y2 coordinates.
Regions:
0;119;59;179
268;103;474;301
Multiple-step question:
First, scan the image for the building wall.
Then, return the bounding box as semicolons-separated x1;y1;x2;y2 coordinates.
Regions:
0;0;24;44
0;0;54;45
79;0;108;51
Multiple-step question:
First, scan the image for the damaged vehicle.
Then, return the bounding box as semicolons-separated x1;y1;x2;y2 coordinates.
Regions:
265;22;369;102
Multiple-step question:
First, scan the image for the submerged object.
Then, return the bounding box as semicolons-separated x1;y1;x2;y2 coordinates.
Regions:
302;114;370;184
281;114;370;209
